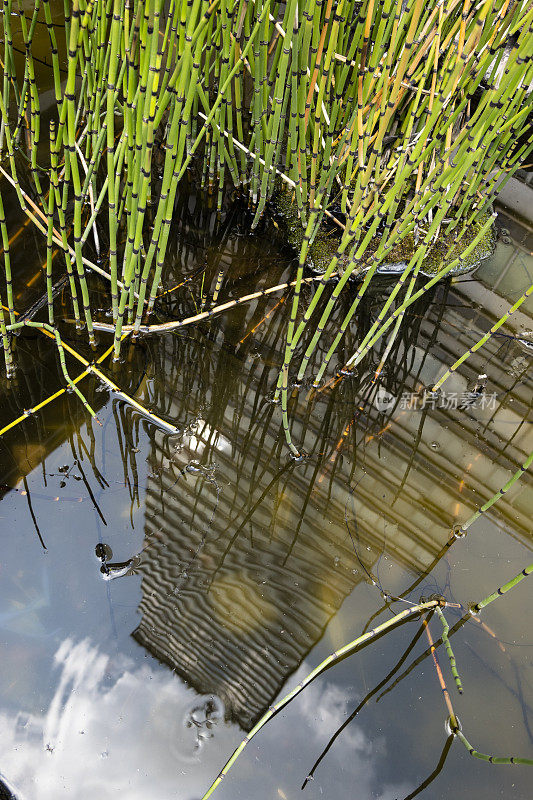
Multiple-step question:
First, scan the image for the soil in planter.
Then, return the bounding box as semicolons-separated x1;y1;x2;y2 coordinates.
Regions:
273;186;496;277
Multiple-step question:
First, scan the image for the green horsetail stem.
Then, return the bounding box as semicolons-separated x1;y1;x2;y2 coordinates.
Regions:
0;91;26;210
1;321;179;434
128;0;213;335
472;562;533;614
452;726;533;767
6;321;99;420
3;0;533;440
431;281;533;392
277;3;533;394
50;124;81;324
16;0;43;201
131;0;273;341
61;0;96;344
42;0;63;106
106;0;122;323
200;599;442;800
0;163;113;294
435;607;463;694
458;449;533;534
280;362;300;457
0;279;13;375
46;121;58;325
0;187;15;326
341;215;496;372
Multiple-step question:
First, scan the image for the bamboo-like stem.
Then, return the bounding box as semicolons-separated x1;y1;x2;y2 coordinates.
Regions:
90;274;339;333
1;0;533;465
341;216;497;373
423;616;459;730
0;336;125;438
457;449;533;534
452;727;533;767
431;281;533;392
6;321;100;421
435;607;463;694
471;562;533;614
200;599;442;799
0;187;15;326
0;325;175;437
35;325;179;433
0;292;14;376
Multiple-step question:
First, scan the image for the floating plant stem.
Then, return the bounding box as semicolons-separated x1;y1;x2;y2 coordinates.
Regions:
0;335;130;438
90;274;339;333
35;324;178;433
435;607;463;694
6;320;100;421
457;449;533;535
471;563;533;614
424;616;460;731
431;281;533;393
200;599;442;799
452;725;533;767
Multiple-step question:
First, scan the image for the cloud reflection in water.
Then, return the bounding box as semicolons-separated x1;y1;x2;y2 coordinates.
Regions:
0;640;408;800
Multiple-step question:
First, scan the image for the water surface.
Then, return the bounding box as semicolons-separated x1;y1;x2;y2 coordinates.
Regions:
0;174;533;800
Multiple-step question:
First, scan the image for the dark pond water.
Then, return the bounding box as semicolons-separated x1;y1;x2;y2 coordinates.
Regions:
1;176;533;800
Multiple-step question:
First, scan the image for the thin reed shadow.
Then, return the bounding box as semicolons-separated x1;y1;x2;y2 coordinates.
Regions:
22;475;46;549
464;641;533;748
301;619;428;789
377;612;472;703
400;735;454;800
360;535;458;636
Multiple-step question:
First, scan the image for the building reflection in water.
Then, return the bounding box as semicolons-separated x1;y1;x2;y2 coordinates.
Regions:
0;193;532;741
109;206;533;732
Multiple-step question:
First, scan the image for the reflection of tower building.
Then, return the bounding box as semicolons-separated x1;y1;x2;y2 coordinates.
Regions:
130;222;533;731
132;416;370;732
130;336;454;731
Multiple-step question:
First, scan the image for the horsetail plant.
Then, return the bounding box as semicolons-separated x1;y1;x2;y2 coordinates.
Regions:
0;0;532;498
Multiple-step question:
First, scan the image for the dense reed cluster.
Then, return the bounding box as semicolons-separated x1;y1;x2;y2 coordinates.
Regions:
0;0;532;455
